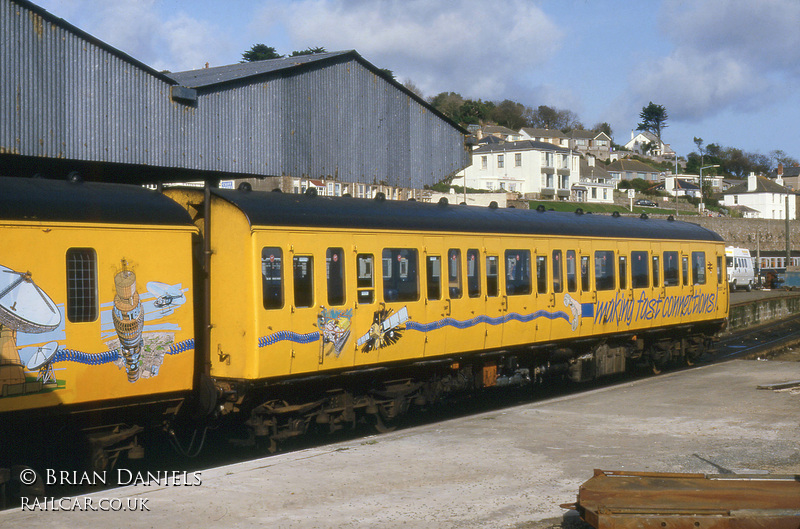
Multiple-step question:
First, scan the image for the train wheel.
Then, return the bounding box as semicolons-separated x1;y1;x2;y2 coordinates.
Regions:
372;413;396;434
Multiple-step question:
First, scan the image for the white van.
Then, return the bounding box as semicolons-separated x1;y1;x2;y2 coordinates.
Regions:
725;246;755;291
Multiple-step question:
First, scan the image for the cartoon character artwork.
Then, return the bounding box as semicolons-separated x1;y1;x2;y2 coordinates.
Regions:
357;306;409;353
564;293;582;331
317;308;352;361
0;265;61;397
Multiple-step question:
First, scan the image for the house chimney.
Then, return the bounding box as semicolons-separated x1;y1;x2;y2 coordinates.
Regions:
747;172;758;192
778;163;784;176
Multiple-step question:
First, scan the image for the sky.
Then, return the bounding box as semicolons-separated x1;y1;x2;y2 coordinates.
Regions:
32;0;800;163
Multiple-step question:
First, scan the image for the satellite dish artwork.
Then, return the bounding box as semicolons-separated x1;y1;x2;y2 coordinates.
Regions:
0;265;61;396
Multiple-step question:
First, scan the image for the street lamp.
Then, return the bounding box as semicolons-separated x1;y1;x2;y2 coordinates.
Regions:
699;164;720;212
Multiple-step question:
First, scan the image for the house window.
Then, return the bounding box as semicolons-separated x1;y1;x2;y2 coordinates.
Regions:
591;188;597;199
543;152;554;166
544;174;554;188
603;189;608;200
559;174;569;189
486;182;494;191
515;153;522;167
481;156;488;169
497;155;504;168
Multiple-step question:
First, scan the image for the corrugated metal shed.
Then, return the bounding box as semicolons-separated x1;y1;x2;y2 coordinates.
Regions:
0;0;469;186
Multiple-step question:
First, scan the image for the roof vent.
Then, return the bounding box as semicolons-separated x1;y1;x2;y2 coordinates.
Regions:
639;212;648;219
238;182;252;193
489;201;498;209
408;197;416;202
272;188;282;192
612;211;620;218
67;171;83;184
536;205;546;213
374;192;386;202
575;208;584;215
305;188;318;198
667;215;675;221
438;197;449;206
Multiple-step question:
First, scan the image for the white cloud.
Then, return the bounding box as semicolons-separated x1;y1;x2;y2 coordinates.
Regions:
34;0;231;71
628;0;800;122
252;0;564;99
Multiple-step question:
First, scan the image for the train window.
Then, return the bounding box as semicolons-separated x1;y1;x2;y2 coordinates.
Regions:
594;251;615;291
652;255;660;287
505;250;531;295
618;255;627;290
580;255;590;291
552;250;563;293
427;256;442;300
66;248;98;323
566;250;577;292
357;254;374;304
663;251;679;287
382;248;419;302
486;255;499;297
293;256;314;308
631;251;649;289
467;249;481;298
448;249;462;299
261;247;283;310
717;256;723;284
536;255;548;294
692;252;706;285
682;256;689;286
326;248;345;306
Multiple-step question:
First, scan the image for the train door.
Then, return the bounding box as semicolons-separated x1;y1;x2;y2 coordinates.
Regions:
574;247;595;338
534;245;553;343
591;244;620;336
352;235;379;367
421;236;448;358
500;246;535;349
444;244;487;354
715;246;728;320
630;245;654;332
287;247;323;374
315;246;357;371
483;238;504;350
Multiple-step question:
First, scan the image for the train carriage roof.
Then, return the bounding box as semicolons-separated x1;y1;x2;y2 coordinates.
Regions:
0;177;193;226
214;187;724;242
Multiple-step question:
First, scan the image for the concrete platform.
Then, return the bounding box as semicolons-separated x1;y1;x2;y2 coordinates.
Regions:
4;359;800;528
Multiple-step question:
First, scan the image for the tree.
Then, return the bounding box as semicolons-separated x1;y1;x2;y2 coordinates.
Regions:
637;102;668;145
401;79;424;99
428;92;465;122
241;44;283;62
490;99;527;130
527;105;583;131
592;122;613;137
289;47;327;57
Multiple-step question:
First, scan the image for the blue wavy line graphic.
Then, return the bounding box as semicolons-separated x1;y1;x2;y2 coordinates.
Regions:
257;310;571;347
51;339;195;366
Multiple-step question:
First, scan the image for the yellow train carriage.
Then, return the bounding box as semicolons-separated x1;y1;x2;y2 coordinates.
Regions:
168;187;727;392
0;177;197;416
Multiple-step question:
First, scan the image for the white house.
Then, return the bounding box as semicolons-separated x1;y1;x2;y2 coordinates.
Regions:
572;156;615;203
453;140;581;199
721;173;796;220
623;131;675;159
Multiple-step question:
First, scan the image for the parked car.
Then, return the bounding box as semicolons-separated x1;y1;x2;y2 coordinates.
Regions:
635;199;657;207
